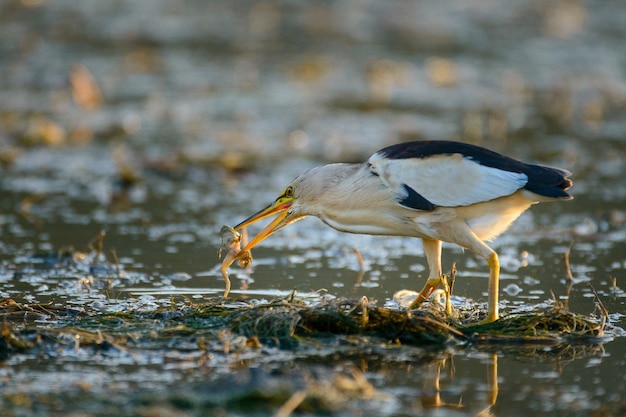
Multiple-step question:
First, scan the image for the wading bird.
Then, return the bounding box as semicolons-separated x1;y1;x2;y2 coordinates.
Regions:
233;141;573;322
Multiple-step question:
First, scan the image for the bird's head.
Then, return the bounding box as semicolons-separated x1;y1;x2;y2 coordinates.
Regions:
233;180;305;253
232;164;356;254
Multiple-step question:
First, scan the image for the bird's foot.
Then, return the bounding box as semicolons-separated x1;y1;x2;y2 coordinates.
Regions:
409;264;457;313
407;277;442;310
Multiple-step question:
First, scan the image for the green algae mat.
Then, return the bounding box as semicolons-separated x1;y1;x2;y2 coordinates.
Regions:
1;293;607;361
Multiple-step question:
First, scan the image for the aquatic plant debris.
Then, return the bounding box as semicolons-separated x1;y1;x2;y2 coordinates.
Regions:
0;294;610;364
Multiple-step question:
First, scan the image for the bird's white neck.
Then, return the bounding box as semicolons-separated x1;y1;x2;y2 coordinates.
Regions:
302;164;408;235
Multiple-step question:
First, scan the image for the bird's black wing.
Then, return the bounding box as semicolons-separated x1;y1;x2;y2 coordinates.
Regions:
378;141;573;199
368;141;536;210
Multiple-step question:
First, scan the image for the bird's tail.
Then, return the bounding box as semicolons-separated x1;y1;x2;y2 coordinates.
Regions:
523;165;573;200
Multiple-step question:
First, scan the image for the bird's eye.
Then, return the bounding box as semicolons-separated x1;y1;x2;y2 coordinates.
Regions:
284;186;294;197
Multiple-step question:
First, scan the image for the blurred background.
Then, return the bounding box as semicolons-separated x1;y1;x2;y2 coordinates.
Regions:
1;0;624;298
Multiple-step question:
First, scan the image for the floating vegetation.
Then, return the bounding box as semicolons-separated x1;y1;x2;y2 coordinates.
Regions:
0;290;610;363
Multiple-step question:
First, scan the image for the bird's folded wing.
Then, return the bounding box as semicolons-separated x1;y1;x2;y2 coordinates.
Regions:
368;152;528;210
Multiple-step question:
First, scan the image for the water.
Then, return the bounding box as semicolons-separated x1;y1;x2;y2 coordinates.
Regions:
1;0;625;415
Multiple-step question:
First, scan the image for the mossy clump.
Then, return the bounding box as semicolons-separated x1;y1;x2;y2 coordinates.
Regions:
0;295;609;361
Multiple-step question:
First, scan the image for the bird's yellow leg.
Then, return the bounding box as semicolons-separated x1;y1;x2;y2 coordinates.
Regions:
466;250;500;324
436;222;500;323
486;251;500;322
463;250;500;324
409;239;442;309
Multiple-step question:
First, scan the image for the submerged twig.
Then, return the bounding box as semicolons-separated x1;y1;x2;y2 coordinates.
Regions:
587;282;609;332
449;262;457;295
353;247;365;271
351;247;366;290
110;249;120;275
20;193;45;226
88;230;107;264
359;296;369;329
563;240;575;308
564;240;574;282
273;390;307;417
442;263;457;317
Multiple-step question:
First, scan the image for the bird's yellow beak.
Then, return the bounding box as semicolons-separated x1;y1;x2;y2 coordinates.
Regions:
234;195;294;252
